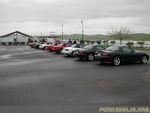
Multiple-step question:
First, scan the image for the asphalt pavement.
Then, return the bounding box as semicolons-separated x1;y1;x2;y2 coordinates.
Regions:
0;46;150;113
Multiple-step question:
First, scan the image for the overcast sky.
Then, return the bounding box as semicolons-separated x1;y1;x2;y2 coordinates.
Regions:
0;0;150;35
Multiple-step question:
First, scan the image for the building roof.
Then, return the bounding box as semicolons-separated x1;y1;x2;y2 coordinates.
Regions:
1;31;33;38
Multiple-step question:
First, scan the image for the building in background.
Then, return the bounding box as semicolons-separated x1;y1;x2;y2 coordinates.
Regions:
0;31;34;45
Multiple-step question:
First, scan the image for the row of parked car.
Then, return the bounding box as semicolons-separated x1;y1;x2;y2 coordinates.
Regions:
29;42;149;66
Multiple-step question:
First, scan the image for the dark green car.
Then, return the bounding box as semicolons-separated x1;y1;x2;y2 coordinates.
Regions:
74;45;105;61
95;46;149;66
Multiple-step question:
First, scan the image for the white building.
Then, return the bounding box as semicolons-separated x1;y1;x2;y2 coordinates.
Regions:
0;31;33;45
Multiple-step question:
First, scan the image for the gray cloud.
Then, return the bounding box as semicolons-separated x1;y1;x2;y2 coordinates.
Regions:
0;0;150;35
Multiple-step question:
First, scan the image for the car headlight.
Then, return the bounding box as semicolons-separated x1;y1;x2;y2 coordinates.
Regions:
75;50;79;54
95;52;101;56
98;53;101;56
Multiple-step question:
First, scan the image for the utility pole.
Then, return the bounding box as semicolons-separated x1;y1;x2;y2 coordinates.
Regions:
81;20;84;40
61;24;64;42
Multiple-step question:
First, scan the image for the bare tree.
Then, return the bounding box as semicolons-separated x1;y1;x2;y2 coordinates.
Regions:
108;27;133;45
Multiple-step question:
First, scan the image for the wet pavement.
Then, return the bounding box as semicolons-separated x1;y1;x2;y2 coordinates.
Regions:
0;46;150;113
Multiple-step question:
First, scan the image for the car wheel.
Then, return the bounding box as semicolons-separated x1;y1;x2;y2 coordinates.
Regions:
71;51;76;57
79;57;83;60
43;47;46;50
113;57;121;66
141;56;148;64
59;49;63;54
87;54;94;61
100;61;106;64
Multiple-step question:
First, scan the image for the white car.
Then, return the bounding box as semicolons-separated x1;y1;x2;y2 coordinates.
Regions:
62;44;85;56
39;42;51;50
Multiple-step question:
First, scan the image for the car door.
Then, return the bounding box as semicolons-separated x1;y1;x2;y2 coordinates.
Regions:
94;46;104;55
96;46;104;51
121;47;135;62
88;46;96;54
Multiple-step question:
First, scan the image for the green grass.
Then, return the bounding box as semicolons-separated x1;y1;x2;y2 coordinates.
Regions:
63;33;150;41
130;33;150;41
111;33;150;41
37;33;150;41
63;34;106;40
132;47;150;52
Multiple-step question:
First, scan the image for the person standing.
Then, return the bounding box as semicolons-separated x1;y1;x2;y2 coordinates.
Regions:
68;39;72;46
73;39;77;44
76;39;80;44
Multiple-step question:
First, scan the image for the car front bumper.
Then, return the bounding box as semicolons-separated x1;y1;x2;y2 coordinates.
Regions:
74;53;87;58
95;55;112;63
62;50;72;55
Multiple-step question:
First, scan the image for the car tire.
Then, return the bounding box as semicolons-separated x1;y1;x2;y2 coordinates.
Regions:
66;54;70;57
87;54;94;61
43;47;46;50
71;51;76;57
112;56;121;66
59;49;63;54
77;57;83;61
141;56;148;64
100;61;106;64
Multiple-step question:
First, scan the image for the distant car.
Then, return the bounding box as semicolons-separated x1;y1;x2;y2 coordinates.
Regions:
51;43;69;53
45;43;59;52
95;46;149;66
29;42;34;48
39;42;52;50
74;45;105;61
62;44;85;56
31;42;41;49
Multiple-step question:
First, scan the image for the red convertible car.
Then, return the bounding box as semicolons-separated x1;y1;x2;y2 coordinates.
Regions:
45;43;59;52
51;43;69;53
29;43;34;48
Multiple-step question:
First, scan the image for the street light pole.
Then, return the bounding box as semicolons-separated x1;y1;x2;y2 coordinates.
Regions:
62;24;64;42
81;20;84;40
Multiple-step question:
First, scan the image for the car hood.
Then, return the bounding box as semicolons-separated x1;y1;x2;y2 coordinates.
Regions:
101;50;114;53
64;47;72;49
134;51;149;55
47;45;53;47
77;48;89;52
40;44;47;46
54;45;64;48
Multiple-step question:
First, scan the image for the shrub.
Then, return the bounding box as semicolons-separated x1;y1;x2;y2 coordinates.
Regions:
126;42;134;47
97;40;102;45
90;40;95;44
110;40;116;45
86;40;90;44
80;40;84;44
103;40;108;45
137;41;144;48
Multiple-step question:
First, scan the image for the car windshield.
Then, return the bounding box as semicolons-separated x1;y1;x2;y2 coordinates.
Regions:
106;46;119;51
71;44;77;48
122;47;134;53
52;43;57;45
84;45;93;49
59;43;66;46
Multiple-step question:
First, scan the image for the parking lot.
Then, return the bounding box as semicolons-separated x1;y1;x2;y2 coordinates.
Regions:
0;46;150;113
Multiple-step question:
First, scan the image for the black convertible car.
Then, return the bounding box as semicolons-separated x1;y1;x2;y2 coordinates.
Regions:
95;46;149;66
